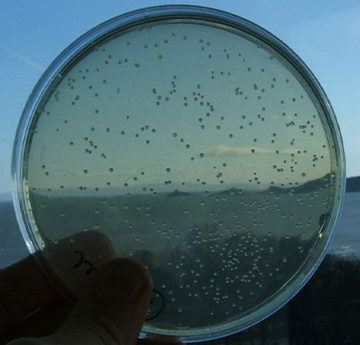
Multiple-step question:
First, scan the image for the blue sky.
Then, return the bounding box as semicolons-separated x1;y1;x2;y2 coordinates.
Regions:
1;0;360;194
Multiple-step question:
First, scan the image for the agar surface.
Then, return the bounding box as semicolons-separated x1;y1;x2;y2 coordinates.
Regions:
23;21;338;330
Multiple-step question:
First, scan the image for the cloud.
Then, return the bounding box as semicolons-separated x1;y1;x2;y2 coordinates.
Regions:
204;145;297;157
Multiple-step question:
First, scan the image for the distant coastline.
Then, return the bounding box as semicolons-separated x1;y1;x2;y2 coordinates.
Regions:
0;175;359;200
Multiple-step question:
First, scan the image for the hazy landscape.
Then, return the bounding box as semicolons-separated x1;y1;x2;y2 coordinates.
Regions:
1;174;358;341
23;175;334;330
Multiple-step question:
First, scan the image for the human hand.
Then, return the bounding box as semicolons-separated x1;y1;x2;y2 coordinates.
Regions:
0;232;181;344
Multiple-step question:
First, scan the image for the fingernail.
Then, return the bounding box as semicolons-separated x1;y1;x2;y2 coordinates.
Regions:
93;259;146;306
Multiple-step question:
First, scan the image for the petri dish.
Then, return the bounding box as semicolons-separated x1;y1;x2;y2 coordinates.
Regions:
12;5;345;343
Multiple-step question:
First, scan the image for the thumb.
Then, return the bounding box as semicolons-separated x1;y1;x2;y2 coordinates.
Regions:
9;258;153;345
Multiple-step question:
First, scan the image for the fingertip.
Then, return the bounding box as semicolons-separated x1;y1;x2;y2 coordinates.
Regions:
46;231;118;296
51;258;153;345
90;258;153;308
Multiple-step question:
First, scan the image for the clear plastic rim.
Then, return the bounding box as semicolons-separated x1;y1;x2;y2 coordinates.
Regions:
11;5;346;343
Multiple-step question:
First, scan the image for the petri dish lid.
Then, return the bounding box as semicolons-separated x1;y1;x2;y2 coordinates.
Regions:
12;5;345;343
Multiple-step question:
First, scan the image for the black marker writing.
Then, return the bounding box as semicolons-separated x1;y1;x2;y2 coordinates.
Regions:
72;252;164;320
73;251;98;275
146;289;165;321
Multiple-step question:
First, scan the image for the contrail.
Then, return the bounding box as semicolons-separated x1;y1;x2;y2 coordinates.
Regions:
2;46;44;71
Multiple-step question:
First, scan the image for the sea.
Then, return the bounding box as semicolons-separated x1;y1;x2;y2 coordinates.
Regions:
327;192;360;257
0;192;359;269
